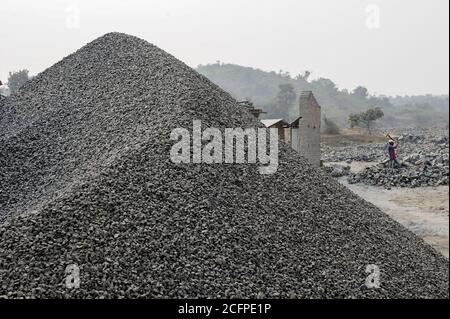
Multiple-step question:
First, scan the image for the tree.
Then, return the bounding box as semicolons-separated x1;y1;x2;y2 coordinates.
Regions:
313;78;337;91
8;70;30;94
352;86;369;100
379;96;393;108
275;83;296;113
348;113;360;128
359;107;384;134
295;70;311;82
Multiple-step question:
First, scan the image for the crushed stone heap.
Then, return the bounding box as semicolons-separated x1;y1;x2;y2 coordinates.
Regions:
0;33;448;298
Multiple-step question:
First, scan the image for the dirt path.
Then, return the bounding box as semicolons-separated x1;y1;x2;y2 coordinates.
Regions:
338;178;449;257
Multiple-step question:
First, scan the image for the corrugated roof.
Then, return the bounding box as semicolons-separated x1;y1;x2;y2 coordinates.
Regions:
261;119;288;128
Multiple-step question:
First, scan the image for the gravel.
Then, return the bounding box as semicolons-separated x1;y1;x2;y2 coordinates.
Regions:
322;144;384;162
322;128;449;164
347;163;449;188
0;33;448;298
323;164;351;178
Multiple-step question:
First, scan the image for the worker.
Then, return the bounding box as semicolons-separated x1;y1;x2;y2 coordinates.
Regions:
386;139;400;169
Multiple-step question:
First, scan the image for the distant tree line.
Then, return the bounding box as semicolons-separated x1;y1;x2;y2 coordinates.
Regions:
196;63;392;123
197;63;448;129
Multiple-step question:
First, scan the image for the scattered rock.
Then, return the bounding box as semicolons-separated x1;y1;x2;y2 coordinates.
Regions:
323;128;449;188
347;164;449;188
323;164;350;178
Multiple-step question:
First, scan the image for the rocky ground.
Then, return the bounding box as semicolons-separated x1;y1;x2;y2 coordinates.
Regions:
0;33;448;298
322;128;449;188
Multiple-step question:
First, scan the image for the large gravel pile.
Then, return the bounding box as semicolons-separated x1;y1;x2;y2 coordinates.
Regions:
0;33;448;298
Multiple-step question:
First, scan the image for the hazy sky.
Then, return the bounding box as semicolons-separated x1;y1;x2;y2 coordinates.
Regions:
0;0;448;96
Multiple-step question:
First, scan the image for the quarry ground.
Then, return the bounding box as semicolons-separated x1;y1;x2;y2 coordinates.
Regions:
321;128;387;147
322;129;449;258
339;175;449;258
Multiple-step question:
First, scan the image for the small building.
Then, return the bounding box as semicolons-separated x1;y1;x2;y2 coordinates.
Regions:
260;119;290;142
243;91;321;167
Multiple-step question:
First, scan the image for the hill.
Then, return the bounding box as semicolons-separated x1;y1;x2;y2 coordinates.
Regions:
197;63;449;128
